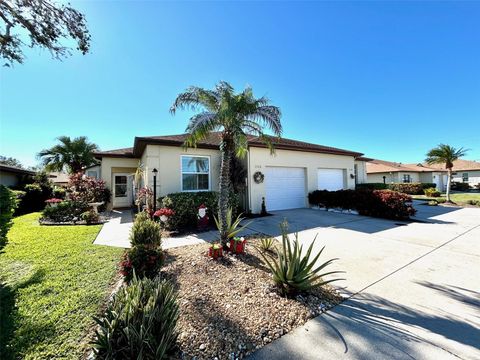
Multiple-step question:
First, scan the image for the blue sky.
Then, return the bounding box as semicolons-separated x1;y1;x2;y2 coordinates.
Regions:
1;1;479;167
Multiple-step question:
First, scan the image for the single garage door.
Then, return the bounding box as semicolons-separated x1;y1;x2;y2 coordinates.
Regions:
265;167;306;211
317;168;344;191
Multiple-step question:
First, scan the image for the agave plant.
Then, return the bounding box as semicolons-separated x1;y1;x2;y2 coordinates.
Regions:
259;237;276;252
258;222;343;295
214;207;251;246
92;274;179;359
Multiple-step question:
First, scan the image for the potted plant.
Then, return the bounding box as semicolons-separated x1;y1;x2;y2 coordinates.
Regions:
45;198;63;207
208;243;223;259
153;208;175;223
230;236;246;254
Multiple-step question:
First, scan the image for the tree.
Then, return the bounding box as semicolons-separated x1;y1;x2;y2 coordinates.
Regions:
0;155;23;168
0;0;90;65
425;144;468;202
38;136;99;174
171;81;282;245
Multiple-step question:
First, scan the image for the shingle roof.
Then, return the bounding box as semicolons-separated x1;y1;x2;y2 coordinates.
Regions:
0;164;35;176
422;159;480;172
366;159;441;174
133;132;364;158
93;147;135;158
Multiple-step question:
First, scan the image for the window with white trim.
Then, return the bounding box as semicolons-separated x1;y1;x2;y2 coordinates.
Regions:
403;174;411;183
181;156;210;191
462;173;469;183
87;170;98;178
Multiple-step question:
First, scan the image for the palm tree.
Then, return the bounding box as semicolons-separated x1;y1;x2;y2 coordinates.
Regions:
425;144;468;202
38;136;99;174
171;81;282;245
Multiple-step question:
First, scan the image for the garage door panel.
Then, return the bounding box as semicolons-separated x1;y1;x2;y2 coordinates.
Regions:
265;167;306;211
317;168;345;191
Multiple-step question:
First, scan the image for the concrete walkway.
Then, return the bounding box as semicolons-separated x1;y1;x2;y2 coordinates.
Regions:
247;204;480;359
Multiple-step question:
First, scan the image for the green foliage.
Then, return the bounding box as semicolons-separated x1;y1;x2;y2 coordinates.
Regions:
214;207;250;240
15;172;54;215
356;183;388;190
259;237;276;252
81;210;100;224
0;213;122;359
52;186;66;199
92;275;179;360
160;191;239;231
258;222;343;296
135;210;151;223
424;188;441;197
130;217;162;247
451;182;470;191
388;183;424;195
466;199;480;206
120;245;164;282
425;144;468;169
0;185;17;250
41;201;88;223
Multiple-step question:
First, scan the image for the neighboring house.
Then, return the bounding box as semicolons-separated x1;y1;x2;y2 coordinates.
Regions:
48;172;70;187
0;164;35;187
423;159;480;188
366;159;447;190
93;133;369;212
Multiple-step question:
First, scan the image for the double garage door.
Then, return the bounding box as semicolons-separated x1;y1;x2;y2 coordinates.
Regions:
265;167;345;211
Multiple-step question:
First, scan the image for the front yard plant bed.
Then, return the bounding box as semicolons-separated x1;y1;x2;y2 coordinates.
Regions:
162;240;342;359
38;217;107;226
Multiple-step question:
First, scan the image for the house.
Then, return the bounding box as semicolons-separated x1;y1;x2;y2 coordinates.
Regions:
48;171;70;186
366;159;447;190
93;133;369;212
0;164;35;187
422;159;480;188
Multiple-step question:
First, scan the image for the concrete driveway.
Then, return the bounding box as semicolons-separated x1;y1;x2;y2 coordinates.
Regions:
247;202;480;359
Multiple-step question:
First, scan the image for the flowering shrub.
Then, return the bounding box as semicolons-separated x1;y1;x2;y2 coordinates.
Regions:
308;189;416;220
153;208;175;218
120;245;164;282
67;173;111;207
45;198;63;204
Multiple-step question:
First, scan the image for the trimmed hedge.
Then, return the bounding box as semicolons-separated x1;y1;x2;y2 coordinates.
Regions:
356;183;388;190
159;191;239;232
359;182;438;195
0;185;18;249
451;182;470;191
308;189;416;220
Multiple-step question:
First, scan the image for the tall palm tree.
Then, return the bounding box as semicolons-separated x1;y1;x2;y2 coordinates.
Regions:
38;136;99;174
425;144;468;202
171;81;282;244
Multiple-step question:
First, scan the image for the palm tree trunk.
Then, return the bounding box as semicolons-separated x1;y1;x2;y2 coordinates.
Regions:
446;168;452;202
219;145;232;246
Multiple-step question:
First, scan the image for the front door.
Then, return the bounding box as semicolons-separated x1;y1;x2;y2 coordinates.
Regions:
113;173;132;208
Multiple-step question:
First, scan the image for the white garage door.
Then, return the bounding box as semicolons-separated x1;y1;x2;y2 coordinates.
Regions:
317;168;344;191
265;167;306;211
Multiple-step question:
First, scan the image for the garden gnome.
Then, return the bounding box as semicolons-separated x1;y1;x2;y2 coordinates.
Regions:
197;203;209;231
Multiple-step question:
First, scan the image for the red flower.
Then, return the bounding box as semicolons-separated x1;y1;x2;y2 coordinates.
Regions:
45;198;63;204
153;208;175;217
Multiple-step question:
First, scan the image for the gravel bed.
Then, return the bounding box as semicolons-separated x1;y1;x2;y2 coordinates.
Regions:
162;239;343;360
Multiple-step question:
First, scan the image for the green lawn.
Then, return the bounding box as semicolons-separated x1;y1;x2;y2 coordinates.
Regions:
412;192;480;205
0;213;123;360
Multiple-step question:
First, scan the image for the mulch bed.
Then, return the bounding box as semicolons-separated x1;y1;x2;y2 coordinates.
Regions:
162;239;343;360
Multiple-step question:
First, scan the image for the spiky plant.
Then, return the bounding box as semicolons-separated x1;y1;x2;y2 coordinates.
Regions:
214;207;251;241
259;237;276;252
258;222;343;296
171;81;282;246
425;144;468;202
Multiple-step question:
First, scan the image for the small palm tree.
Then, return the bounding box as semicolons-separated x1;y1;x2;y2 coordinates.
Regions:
425;144;468;202
38;136;99;174
171;81;282;245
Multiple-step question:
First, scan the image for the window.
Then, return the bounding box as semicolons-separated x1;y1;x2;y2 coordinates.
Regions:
87;170;98;178
181;156;210;191
462;173;469;183
114;175;128;197
403;174;411;183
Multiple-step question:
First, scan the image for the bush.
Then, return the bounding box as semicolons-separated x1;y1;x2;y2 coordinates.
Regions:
421;183;436;190
160;191;239;232
92;276;178;359
466;200;480;206
135;210;152;223
356;183;388;190
0;185;18;249
81;210;100;224
308;189;416;220
52;186;66;199
451;182;470;191
130;217;162;247
120;245;164;282
258;221;342;295
67;173;111;209
387;183;424;195
424;188;441;197
41;201;88;223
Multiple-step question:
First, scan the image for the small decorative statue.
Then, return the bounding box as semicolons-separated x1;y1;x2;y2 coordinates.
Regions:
197;203;209;231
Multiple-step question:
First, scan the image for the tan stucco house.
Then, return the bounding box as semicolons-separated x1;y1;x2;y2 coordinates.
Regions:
0;164;35;187
93;133;369;213
423;159;480;188
366;159;447;190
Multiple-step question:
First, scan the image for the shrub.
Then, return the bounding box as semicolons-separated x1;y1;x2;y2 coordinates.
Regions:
259;237;275;252
466;200;480;206
130;218;162;247
135;210;151;223
213;207;250;242
160;191;239;232
92;276;178;359
421;183;436;190
451;182;470;191
356;183;387;190
41;201;88;223
308;189;416;220
67;173;111;208
52;186;66;199
120;245;164;282
0;185;18;249
387;183;424;195
81;210;100;224
424;188;441;197
258;222;342;295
